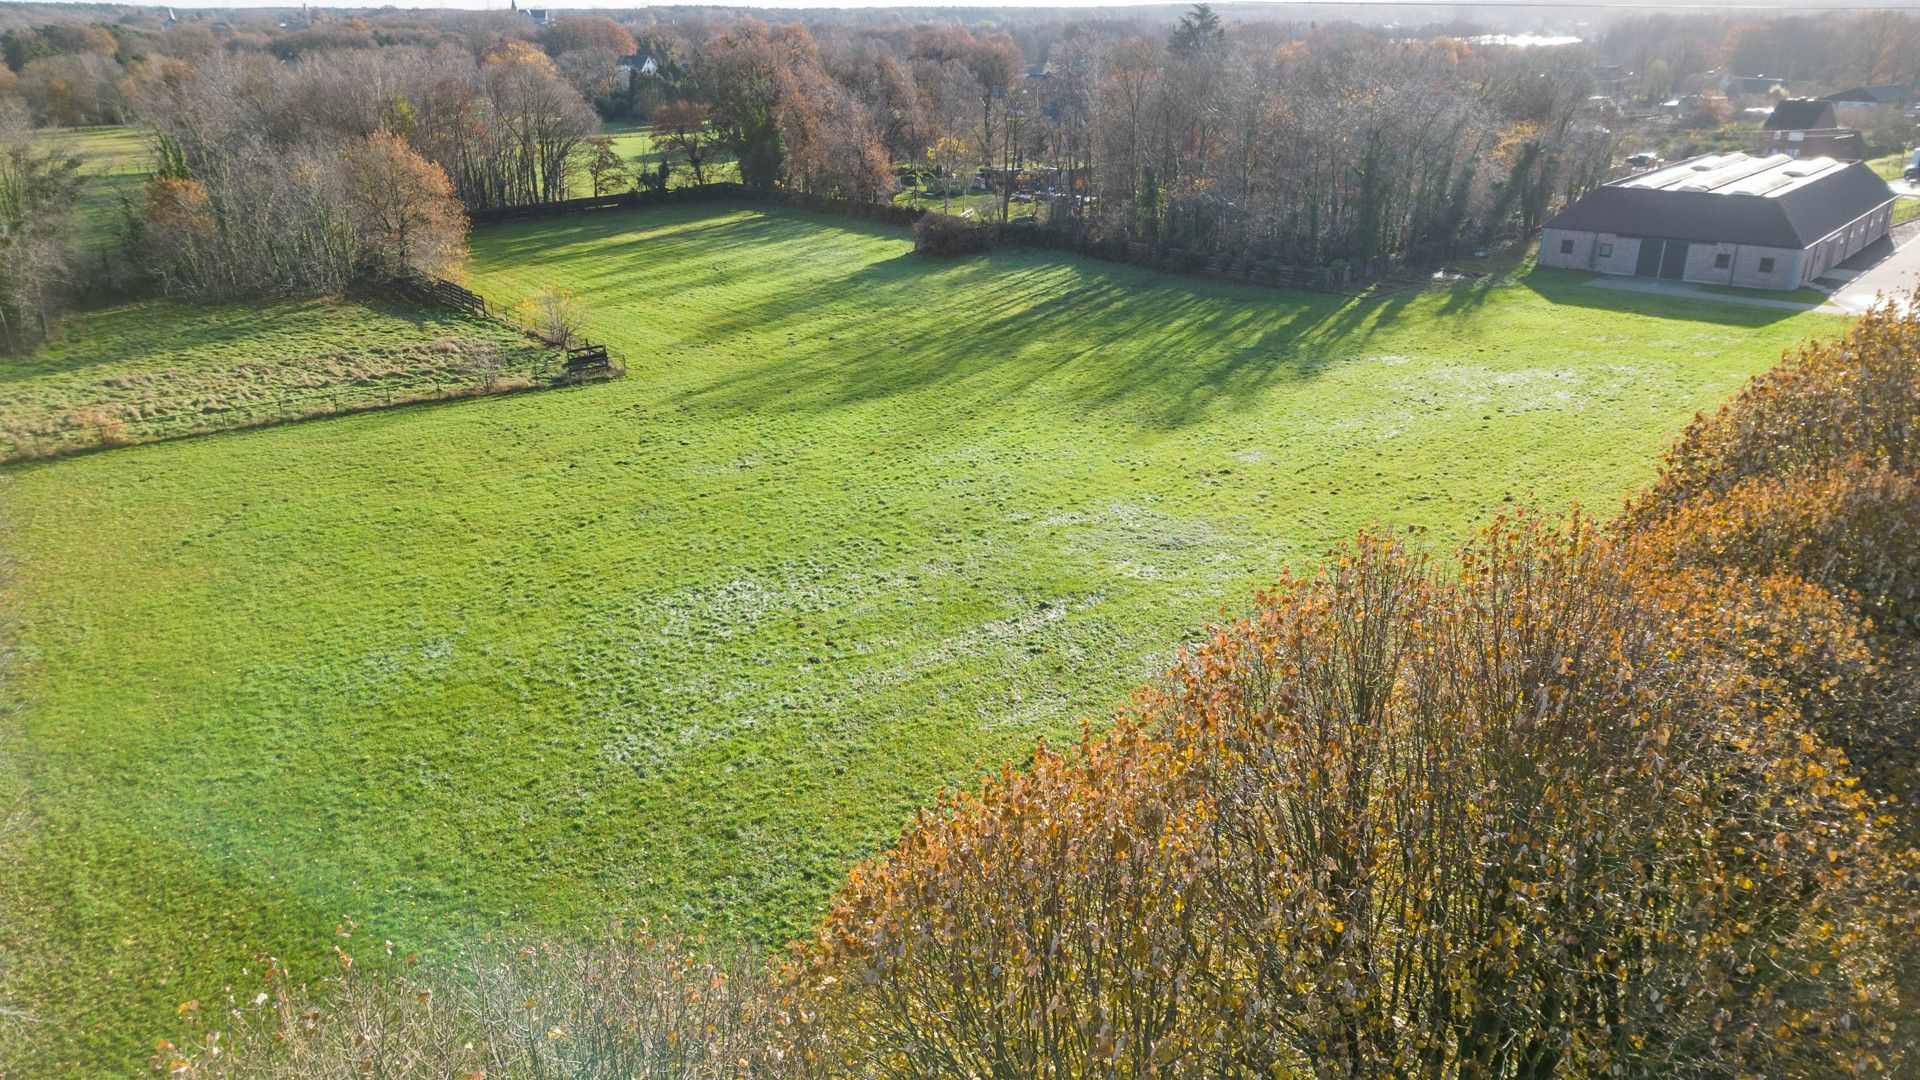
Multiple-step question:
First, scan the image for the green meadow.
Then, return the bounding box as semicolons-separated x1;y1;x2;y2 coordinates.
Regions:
33;124;151;267
0;203;1851;1074
602;120;741;187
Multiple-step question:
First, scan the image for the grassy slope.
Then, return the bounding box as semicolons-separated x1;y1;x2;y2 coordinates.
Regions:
0;204;1850;1074
0;298;558;460
33;125;151;273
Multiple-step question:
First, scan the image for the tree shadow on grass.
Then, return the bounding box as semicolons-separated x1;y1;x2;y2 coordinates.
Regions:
667;244;1437;431
470;203;908;274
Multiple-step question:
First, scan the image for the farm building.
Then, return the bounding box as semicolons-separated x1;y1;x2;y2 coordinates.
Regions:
1760;99;1866;160
1823;85;1912;108
1538;153;1895;290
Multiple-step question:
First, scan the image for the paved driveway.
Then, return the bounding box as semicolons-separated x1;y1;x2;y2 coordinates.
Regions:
1826;233;1920;314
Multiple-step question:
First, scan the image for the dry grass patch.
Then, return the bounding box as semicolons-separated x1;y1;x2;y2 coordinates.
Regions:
0;297;557;460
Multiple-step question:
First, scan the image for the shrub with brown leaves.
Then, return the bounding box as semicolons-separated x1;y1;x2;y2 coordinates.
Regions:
789;517;1910;1078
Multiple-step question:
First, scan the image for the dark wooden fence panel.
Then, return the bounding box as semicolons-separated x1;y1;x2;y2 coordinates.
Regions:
391;274;490;317
563;344;611;379
467;184;923;229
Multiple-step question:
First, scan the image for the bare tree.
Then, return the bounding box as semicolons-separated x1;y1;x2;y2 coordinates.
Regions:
0;102;81;352
653;100;717;185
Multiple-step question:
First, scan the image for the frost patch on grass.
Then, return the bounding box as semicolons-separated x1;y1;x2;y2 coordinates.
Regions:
843;593;1106;699
1038;500;1237;553
1401;363;1640;414
252;635;458;709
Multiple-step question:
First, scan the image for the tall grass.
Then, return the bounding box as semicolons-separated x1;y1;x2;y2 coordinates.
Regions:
158;927;783;1079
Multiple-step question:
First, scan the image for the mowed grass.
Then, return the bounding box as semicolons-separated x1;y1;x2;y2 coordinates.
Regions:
32;124;152;269
0;297;557;461
0;204;1850;1074
602;120;740;187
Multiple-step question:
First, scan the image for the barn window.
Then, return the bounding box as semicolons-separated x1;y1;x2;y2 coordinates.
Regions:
1714;253;1731;269
1559;239;1575;254
1597;242;1613;257
1758;257;1776;273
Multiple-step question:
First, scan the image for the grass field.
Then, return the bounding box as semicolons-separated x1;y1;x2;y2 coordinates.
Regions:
0;203;1852;1075
1867;150;1912;180
31;125;151;271
0;297;560;462
602;120;741;188
1851;154;1917;225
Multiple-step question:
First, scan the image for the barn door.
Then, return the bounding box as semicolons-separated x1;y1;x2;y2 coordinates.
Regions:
1634;240;1663;277
1658;241;1690;280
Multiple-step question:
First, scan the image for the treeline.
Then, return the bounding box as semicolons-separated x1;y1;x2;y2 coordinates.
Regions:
164;298;1920;1077
7;3;1920;348
1602;11;1920;106
130;51;475;299
5;5;1919;287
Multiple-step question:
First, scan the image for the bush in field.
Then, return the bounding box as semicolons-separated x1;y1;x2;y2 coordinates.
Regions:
789;517;1910;1078
517;285;583;347
912;211;986;256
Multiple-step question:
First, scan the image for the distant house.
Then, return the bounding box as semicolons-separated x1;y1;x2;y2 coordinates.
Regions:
1823;85;1912;108
617;54;659;77
1538;152;1895;290
1724;75;1786;98
1761;98;1866;160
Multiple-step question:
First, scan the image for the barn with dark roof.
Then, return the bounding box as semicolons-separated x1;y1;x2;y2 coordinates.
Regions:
1538;153;1895;290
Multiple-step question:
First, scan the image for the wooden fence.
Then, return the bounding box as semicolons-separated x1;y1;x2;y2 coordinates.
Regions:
392;274;490;317
467;183;922;229
376;270;622;385
563;343;612;379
